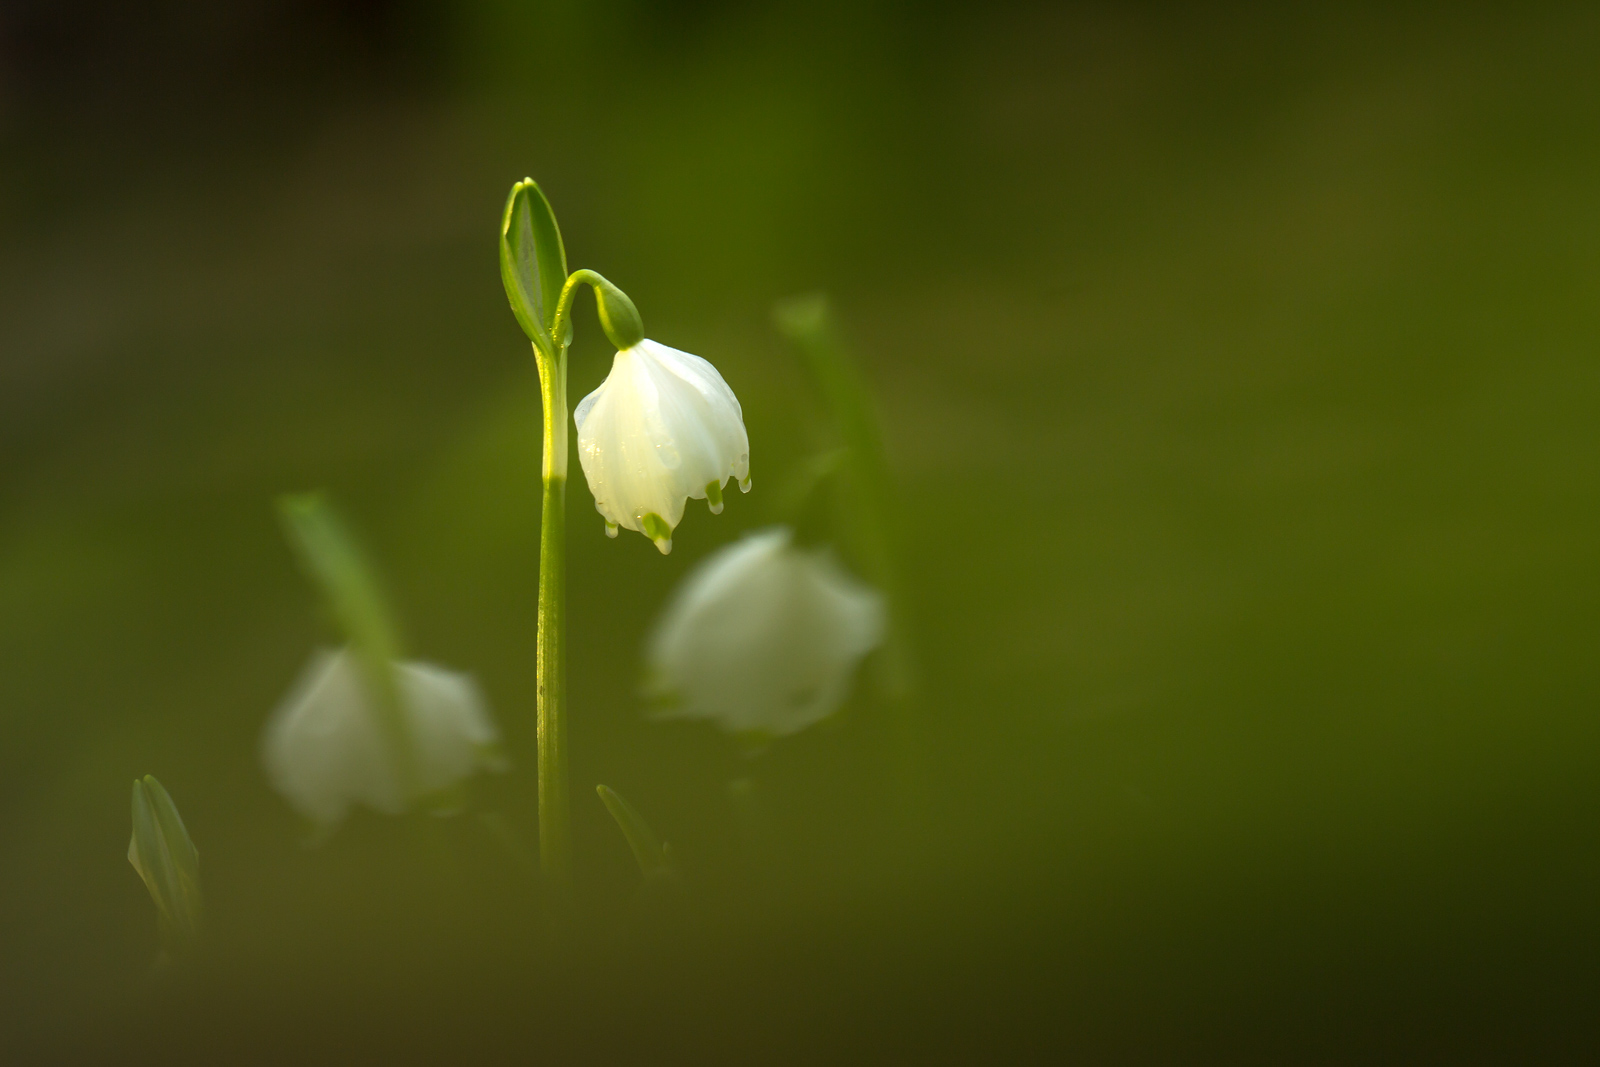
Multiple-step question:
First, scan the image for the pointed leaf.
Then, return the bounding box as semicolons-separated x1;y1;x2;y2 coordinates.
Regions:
128;775;202;956
500;178;569;353
596;784;670;877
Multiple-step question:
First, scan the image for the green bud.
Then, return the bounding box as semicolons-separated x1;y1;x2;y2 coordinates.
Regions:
500;179;569;354
589;274;645;351
128;775;202;959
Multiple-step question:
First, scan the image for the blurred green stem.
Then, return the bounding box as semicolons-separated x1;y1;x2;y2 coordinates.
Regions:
278;493;419;797
535;339;572;906
774;295;919;792
773;295;912;698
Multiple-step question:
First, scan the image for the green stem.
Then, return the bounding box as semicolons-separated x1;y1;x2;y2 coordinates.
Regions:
534;340;572;905
550;269;599;349
531;264;641;915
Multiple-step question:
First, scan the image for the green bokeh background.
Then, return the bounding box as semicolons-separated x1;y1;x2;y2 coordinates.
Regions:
3;2;1599;1061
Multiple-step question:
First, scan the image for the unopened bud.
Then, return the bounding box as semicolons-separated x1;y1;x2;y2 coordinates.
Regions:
590;274;645;351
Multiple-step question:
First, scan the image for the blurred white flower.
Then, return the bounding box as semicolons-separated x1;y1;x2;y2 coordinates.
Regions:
574;339;750;554
262;648;505;827
645;526;884;738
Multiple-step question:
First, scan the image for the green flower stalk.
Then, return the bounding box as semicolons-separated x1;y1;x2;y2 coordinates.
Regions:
771;297;907;689
500;179;749;903
774;295;919;791
501;180;575;904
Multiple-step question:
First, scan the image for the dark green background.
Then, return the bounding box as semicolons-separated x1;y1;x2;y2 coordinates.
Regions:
2;2;1598;1061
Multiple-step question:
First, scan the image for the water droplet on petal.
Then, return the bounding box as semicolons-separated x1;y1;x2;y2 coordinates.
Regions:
605;521;619;538
739;477;752;493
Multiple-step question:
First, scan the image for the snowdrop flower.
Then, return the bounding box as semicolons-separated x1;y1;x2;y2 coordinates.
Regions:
262;648;505;828
575;339;750;554
645;526;884;738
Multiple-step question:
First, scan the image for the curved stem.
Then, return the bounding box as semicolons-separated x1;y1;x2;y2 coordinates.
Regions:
550;269;608;355
534;340;572;909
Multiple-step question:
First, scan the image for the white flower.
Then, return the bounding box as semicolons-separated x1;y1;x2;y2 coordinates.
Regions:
645;526;885;738
574;338;750;554
262;648;505;827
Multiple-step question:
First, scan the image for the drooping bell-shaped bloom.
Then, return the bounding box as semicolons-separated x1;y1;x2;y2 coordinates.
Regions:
262;648;506;828
575;339;750;554
645;526;885;738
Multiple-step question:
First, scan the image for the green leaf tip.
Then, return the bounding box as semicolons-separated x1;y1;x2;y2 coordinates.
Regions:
500;178;569;354
128;775;203;957
596;784;672;879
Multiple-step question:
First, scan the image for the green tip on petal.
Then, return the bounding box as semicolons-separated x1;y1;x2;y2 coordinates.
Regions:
740;476;752;493
641;513;673;555
605;521;619;538
705;480;724;515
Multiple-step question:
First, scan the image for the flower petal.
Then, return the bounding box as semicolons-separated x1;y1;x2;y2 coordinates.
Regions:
575;340;750;542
